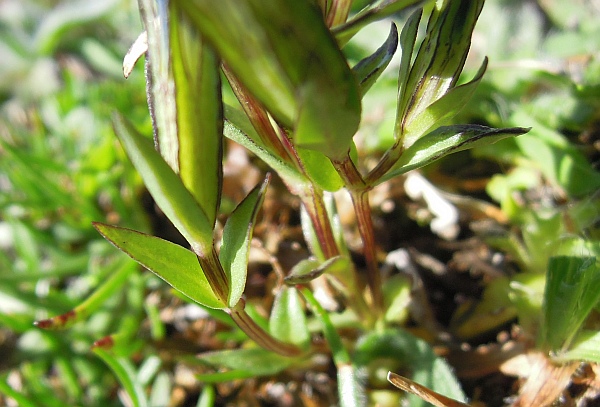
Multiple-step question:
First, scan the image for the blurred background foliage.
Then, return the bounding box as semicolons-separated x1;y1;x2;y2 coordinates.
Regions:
0;0;598;406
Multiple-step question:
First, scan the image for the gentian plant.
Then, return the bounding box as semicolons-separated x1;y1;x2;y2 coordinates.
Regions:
37;0;531;405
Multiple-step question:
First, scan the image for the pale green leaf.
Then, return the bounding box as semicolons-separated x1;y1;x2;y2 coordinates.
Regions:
94;223;224;309
541;256;600;351
269;287;310;349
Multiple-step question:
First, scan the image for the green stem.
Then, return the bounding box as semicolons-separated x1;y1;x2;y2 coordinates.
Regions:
228;298;302;357
332;154;383;313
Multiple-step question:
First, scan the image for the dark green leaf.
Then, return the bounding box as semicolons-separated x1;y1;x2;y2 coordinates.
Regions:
94;223;225;309
112;114;213;255
379;125;529;184
219;176;270;307
353;23;398;97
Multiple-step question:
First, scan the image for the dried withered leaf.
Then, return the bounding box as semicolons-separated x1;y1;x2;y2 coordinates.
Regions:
511;351;578;407
387;372;471;407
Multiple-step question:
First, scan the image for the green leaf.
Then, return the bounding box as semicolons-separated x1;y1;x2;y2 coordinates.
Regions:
338;364;366;407
403;58;488;145
198;348;295;377
297;147;344;192
541;256;600;352
176;0;361;160
170;5;224;227
269;286;310;349
354;328;466;407
112;114;213;255
353;22;398;97
34;257;135;330
219;176;270;307
511;111;600;197
138;0;178;169
223;110;305;188
398;0;485;136
34;0;120;55
92;348;148;407
93;223;225;309
555;330;600;364
379;125;529;184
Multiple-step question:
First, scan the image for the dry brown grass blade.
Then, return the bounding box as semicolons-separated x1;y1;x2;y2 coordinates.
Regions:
387;372;471;407
511;352;578;407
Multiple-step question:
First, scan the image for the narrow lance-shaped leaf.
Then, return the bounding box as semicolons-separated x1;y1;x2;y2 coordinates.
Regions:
112;114;213;255
34;257;135;329
223;107;306;188
403;58;489;145
138;0;178;169
352;22;398;97
379;125;530;184
398;0;485;138
94;223;225;309
170;4;223;227
219;175;270;307
93;348;149;407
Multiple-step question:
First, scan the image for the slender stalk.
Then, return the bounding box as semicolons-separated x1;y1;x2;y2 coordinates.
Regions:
196;245;229;305
298;184;340;260
223;66;292;163
351;190;383;312
325;0;352;27
365;137;404;185
332;154;383;312
228;298;302;357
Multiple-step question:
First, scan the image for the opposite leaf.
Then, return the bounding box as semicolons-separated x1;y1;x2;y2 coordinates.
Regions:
353;22;398;98
94;223;225;309
379;124;529;184
219;175;270;307
112;114;213;255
